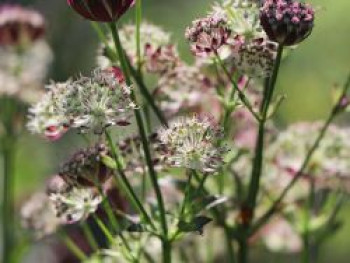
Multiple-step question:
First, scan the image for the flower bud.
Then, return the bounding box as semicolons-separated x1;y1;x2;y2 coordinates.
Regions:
260;0;314;46
67;0;135;22
0;5;45;46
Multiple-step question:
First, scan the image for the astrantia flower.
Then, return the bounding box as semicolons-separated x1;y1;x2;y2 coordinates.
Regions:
260;0;315;46
159;115;227;173
60;144;113;187
229;36;277;76
212;0;263;40
185;12;231;57
0;40;53;104
260;217;302;253
49;187;102;224
27;82;71;140
27;68;136;138
266;123;350;192
98;22;176;73
21;192;61;239
0;5;45;46
155;64;214;117
67;0;135;22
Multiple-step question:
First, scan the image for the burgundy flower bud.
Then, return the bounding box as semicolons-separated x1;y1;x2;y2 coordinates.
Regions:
0;5;45;46
67;0;135;22
260;0;314;46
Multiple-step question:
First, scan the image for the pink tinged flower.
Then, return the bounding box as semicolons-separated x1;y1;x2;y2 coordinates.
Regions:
185;12;231;57
67;0;135;22
144;44;179;74
0;5;45;46
260;0;315;46
106;66;125;84
44;122;69;141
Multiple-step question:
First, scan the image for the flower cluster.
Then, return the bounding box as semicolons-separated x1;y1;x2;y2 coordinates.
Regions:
59;144;113;187
27;68;136;139
99;22;178;74
185;12;231;56
266;123;350;192
0;5;45;46
159;115;227;173
212;0;263;39
49;187;102;224
21;192;61;238
229;36;277;76
260;0;315;46
0;5;52;104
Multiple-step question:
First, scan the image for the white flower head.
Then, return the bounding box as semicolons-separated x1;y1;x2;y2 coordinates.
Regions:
64;68;136;133
159;115;227;173
49;187;102;224
21;192;61;239
229;36;277;77
27;68;136;139
267;123;350;192
212;0;263;39
98;22;175;73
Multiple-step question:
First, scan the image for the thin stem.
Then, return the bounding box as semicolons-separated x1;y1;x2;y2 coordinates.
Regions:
105;130;155;230
109;22;168;241
249;73;350;236
2;134;16;263
162;240;172;263
224;225;236;263
245;44;284;217
135;0;142;73
82;222;99;251
215;53;261;121
60;232;87;261
179;170;194;219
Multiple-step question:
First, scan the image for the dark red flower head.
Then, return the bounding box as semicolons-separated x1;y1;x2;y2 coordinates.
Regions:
67;0;135;22
0;5;45;46
260;0;314;46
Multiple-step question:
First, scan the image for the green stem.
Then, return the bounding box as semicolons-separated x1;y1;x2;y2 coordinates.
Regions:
215;53;261;121
2;135;16;263
105;131;155;230
60;232;87;261
82;222;99;251
224;225;236;263
245;44;284;216
249;73;350;236
135;0;142;73
237;44;284;263
162;240;172;263
238;238;248;263
179;170;194;219
109;21;168;237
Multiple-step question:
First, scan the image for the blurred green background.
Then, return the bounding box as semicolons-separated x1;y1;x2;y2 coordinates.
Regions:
8;0;350;262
